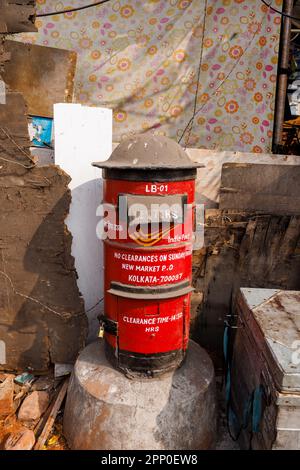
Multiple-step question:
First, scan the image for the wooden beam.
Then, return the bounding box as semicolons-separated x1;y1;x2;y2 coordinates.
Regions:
34;378;69;450
219;163;300;215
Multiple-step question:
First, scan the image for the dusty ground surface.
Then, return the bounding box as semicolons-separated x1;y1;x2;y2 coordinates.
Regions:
214;375;240;451
215;402;240;450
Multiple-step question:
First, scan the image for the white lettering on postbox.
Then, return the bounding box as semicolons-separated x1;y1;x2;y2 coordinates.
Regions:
145;184;168;193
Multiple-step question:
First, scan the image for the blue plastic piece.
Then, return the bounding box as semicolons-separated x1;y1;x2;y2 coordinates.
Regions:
31;116;53;148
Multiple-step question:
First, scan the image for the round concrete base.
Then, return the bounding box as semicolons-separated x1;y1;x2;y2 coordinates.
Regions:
63;339;216;450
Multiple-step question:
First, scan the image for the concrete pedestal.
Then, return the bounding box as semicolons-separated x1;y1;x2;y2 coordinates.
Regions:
63;339;216;450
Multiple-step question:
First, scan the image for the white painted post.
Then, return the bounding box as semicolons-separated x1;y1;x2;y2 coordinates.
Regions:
54;103;112;340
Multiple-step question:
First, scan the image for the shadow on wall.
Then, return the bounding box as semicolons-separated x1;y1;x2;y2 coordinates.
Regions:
2;189;88;371
67;178;104;343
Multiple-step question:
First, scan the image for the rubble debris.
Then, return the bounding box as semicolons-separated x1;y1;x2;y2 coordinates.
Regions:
0;375;14;417
0;371;69;451
34;378;69;450
4;428;35;451
43;421;68;451
47;434;59;447
18;391;49;422
14;373;35;386
32;375;56;392
54;363;73;378
13;386;28;412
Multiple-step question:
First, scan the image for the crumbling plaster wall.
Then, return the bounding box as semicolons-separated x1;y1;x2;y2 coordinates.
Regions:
0;1;87;372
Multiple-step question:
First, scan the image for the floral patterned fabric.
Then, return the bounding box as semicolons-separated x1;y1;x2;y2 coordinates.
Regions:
16;0;282;151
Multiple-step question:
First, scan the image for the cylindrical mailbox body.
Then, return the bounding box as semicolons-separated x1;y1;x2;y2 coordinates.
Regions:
93;135;202;377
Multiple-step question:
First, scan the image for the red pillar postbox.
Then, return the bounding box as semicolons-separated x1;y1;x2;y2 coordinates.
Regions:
93;135;202;377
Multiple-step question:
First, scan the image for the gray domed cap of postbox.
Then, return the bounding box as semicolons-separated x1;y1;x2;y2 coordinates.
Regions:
92;134;204;181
